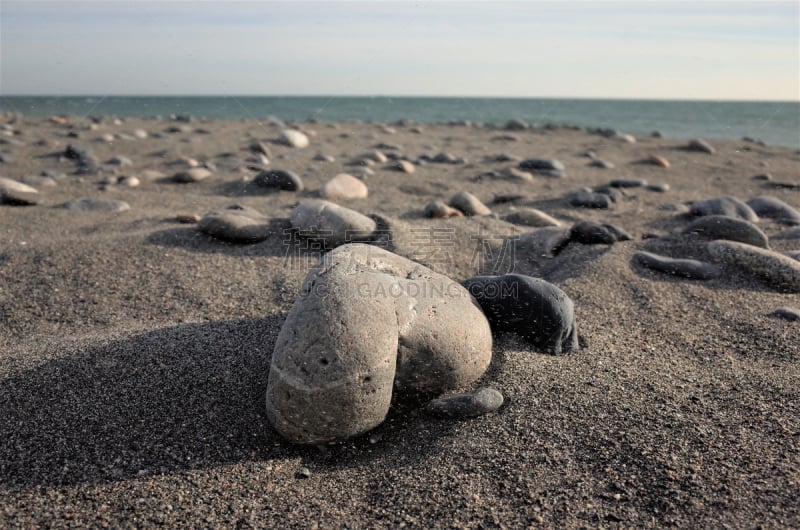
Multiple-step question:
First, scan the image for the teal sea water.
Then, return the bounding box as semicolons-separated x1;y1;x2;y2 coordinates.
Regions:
1;96;798;147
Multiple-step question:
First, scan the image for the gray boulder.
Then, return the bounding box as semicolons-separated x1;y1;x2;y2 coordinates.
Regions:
266;244;493;444
290;199;376;248
197;205;271;243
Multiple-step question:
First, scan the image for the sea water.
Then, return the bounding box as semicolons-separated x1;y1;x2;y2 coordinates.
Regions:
1;96;798;148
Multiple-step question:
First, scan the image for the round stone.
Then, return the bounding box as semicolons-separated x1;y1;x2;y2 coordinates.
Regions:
173;167;211;183
448;191;491;216
278;129;309;148
253;169;303;191
61;198;130;212
197;206;270;243
290;199;376;248
682;215;769;248
320;173;368;200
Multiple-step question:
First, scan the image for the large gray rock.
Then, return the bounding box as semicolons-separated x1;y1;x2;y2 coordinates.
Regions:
689;197;758;222
708;240;800;293
461;274;579;355
290;199;376;248
682;215;769;248
266;244;493;444
197;205;270;243
746;196;800;226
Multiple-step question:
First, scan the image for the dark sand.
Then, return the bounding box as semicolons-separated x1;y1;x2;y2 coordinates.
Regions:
1;116;799;528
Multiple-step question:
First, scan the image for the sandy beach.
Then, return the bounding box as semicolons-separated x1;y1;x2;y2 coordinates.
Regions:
1;115;799;528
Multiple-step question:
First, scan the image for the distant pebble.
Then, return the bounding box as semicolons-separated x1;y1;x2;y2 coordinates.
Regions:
176;213;201;224
448;191;491;216
503;208;561;227
569;190;613;209
751;173;772;181
278;129;310;148
769;307;800;322
588;159;614;169
518;158;565;172
424;200;463;218
646;155;670;168
634;251;719;280
746;196;800;226
426;387;504;419
313;153;335;162
173;167;212;183
107;155;132;167
320;173;368;200
687;138;716;154
394;160;415;174
645;183;670;192
62;198;130;212
682;215;769;248
0;177;39;205
609;178;647;189
117;175;140;188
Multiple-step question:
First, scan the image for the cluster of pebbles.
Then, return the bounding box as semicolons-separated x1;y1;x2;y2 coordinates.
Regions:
2;114;799;445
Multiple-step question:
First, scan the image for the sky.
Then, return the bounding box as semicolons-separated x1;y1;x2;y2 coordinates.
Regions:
1;0;798;100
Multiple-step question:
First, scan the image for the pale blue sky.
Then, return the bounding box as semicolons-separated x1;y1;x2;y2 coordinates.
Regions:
1;1;798;100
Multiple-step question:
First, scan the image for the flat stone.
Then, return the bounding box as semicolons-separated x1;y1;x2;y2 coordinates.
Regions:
609;178;647;188
570;220;623;245
290;199;376;248
682;215;769;248
503;208;561;227
518;227;572;258
746;196;800;226
707;240;800;293
500;167;534;182
424;200;463;218
426;387;504;419
320;173;368;200
769;307;800;322
645;183;670;192
0;177;40;205
278;129;310;148
138;169;166;181
462;274;579;355
265;244;493;444
197;205;270;243
588;159;614;169
175;213;201;224
634;251;719;280
61;198;130;212
448;191;491;216
107;155;132;166
689;197;758;222
253;169;303;191
772;227;800;240
519;158;565;172
173;167;212;183
646;155;671;168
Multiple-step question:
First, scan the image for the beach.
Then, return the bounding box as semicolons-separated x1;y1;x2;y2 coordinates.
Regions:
1;115;799;528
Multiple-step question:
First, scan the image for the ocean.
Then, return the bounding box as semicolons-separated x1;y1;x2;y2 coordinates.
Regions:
1;96;798;148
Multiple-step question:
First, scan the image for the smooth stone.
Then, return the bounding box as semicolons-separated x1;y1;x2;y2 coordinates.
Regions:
769;307;800;322
752;173;772;181
249;141;272;157
320;173;368;200
173;167;211;183
504;119;529;130
426;387;504;419
370;150;388;163
763;181;800;191
682;215;769;248
117;176;140;188
707;240;800;293
431;152;461;164
424;200;463;218
588;159;614;169
350;167;374;179
500;167;534;182
461;274;579;355
0;177;40;205
278;129;309;148
107;155;132;166
448;191;491;216
175;213;201;224
746;196;800;226
138;169;166;181
197;206;270;243
609;132;636;143
569;190;612;209
519;158;565;172
687;138;716;154
503;208;561;227
313;153;335;162
253;169;303;191
646;155;671;168
689;197;758;222
609;178;647;188
519;227;572;258
61;198;130;212
265;244;493;444
772;227;800;240
64;143;94;161
290;199;376;247
634;251;719;280
394;160;415;173
133;129;148;139
375;142;402;150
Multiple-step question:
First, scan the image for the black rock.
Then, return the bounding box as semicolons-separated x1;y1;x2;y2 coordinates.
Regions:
519;158;565;171
426;387;504;419
64;143;94;162
609;178;647;188
253;169;303;191
682;215;769;248
461;274;579;355
570;220;617;245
